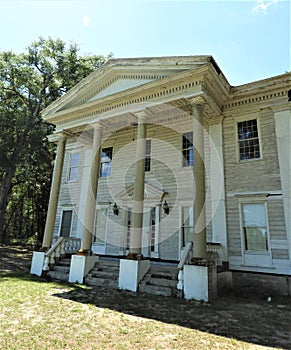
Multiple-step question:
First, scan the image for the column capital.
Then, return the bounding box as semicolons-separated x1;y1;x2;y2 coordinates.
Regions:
206;115;224;126
47;132;68;143
188;96;207;109
131;110;148;124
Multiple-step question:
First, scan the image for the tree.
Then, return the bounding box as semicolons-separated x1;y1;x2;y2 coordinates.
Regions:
0;37;111;244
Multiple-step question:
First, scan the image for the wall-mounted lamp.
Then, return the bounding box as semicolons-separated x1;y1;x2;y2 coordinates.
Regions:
162;200;169;215
113;203;119;216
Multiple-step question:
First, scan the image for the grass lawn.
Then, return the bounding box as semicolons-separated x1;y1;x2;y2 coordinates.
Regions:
1;270;291;350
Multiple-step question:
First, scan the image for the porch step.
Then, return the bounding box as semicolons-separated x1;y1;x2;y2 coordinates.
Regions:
85;258;120;290
46;257;72;282
47;258;71;282
139;264;182;298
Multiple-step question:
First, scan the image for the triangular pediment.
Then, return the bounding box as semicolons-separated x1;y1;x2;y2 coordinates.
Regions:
117;182;165;204
42;56;213;118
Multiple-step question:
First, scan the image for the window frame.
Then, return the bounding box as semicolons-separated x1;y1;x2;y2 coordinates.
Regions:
236;117;262;162
59;209;73;238
68;152;80;182
100;147;113;178
182;131;194;167
238;199;272;267
145;139;151;172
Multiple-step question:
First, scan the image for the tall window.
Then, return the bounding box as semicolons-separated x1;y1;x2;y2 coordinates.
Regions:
94;209;108;246
241;203;268;251
100;147;113;177
238;119;260;160
181;207;194;246
68;153;80;181
150;207;156;252
126;209;131;250
60;210;72;238
182;132;194;167
145;139;151;172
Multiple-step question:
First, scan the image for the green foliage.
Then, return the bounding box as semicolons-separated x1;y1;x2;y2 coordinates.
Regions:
0;37;111;243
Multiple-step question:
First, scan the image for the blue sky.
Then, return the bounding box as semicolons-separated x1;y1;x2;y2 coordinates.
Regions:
0;0;290;85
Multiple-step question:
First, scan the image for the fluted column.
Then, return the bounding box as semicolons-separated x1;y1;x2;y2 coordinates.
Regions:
191;99;207;258
80;123;102;251
130;113;147;256
42;133;67;248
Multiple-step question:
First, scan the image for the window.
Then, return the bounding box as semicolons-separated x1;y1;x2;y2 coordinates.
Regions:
181;207;194;246
100;147;113;177
68;153;80;182
94;209;108;246
145;139;151;172
126;209;131;250
238;119;260;160
182;132;194;167
60;210;72;238
241;203;268;251
150;207;156;252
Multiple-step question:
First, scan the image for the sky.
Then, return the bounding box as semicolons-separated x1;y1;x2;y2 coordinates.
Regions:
0;0;290;85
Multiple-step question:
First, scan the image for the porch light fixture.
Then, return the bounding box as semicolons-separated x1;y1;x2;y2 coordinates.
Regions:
163;201;169;215
113;203;119;216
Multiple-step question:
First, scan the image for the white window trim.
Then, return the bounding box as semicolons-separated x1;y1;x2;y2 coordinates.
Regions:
238;199;272;267
92;206;109;254
68;152;80;183
58;208;74;238
234;114;263;163
182;131;194;168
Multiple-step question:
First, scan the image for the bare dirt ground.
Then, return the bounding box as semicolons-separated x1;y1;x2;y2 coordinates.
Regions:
1;245;291;349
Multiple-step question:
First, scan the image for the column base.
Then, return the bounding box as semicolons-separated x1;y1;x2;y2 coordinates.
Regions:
184;264;217;302
119;259;150;292
69;255;99;284
30;251;45;277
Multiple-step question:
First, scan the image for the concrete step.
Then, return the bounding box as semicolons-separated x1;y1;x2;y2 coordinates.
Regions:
89;270;119;278
139;283;182;297
85;259;120;290
52;265;70;273
143;277;178;288
47;270;69;281
86;277;119;289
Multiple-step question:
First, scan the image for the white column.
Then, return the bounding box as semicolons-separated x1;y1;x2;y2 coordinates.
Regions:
274;109;291;260
42;133;67;248
191;100;207;258
208;117;228;261
80;123;102;252
130;113;147;257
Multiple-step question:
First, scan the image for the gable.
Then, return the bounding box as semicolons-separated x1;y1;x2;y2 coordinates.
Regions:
117;182;165;205
42;55;213;118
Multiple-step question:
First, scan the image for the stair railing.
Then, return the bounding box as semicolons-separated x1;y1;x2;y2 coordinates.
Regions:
177;241;193;290
43;237;81;271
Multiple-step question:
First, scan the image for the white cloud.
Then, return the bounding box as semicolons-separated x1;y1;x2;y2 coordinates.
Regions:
252;0;278;15
82;15;91;27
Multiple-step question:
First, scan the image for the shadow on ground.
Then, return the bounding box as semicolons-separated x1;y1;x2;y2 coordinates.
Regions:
50;283;291;349
1;245;291;349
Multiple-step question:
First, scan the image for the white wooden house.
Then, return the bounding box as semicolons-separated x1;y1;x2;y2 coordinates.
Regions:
31;56;291;300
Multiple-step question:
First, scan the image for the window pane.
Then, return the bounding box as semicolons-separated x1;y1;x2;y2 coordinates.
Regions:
95;209;107;245
60;210;72;238
145;140;151;172
238;120;260;160
242;204;268;251
182;132;193;167
100;147;113;177
69;153;80;181
244;227;268;251
242;204;266;227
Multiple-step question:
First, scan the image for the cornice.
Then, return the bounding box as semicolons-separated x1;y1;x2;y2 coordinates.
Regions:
223;72;291;112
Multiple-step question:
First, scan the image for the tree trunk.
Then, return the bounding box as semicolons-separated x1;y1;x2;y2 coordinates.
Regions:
0;168;15;243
